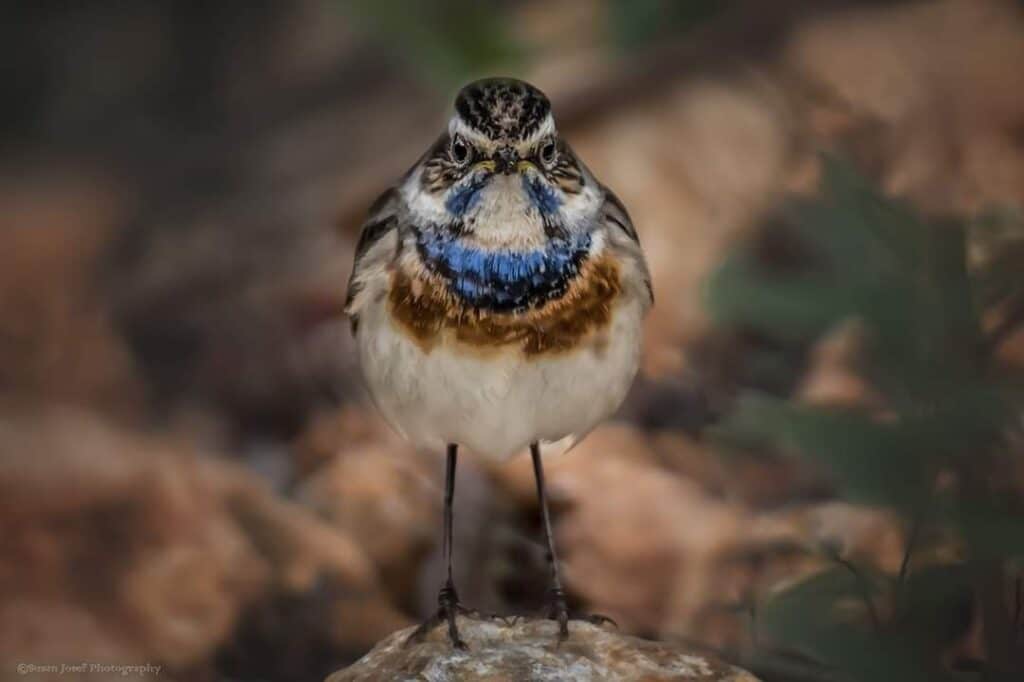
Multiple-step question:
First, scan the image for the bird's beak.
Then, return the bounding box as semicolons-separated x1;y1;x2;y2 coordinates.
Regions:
493;147;519;175
515;160;537;174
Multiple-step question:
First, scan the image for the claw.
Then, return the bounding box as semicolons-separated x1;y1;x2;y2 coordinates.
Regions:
546;587;571;643
544;586;616;644
405;581;468;649
584;613;618;628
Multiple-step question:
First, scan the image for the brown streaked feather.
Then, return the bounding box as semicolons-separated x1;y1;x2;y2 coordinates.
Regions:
601;186;640;243
543;140;583;195
599;186;653;304
388;256;622;357
419;133;468;194
345;187;401;333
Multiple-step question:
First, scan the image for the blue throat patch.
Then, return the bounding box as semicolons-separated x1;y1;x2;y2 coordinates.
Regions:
444;175;488;216
445;174;562;218
523;175;561;215
416;228;591;312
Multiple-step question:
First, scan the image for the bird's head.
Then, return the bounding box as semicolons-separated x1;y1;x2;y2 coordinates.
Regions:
405;78;599;245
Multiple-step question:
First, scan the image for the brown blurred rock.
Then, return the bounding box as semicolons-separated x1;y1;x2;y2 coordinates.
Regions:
0;407;268;668
326;616;759;682
0;600;143;670
490;424;905;649
797;319;883;410
649;430;827;507
787;0;1024;213
295;408;437;599
496;424;750;638
492;423;659;505
571;77;796;378
996;325;1024;372
293;406;410;478
0;406;407;672
296;406;515;623
558;450;749;638
765;502;906;574
0;172;144;418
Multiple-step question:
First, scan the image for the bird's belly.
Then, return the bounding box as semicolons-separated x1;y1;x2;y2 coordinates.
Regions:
356;296;644;461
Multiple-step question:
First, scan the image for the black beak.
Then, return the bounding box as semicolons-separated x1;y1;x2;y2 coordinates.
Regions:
494;147;518;174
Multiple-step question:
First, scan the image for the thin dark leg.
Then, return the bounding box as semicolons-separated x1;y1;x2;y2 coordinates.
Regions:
441;443;456;585
531;441;569;640
439;444;462;645
407;444;467;649
531;442;616;643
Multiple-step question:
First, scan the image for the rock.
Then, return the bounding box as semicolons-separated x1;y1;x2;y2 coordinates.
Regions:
491;424;906;649
786;0;1024;213
571;76;794;378
325;616;759;682
796;319;883;411
0;406;408;674
0;171;144;419
0;406;269;668
295;408;438;598
294;406;511;618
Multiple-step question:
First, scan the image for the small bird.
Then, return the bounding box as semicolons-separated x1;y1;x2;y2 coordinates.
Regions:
345;77;652;647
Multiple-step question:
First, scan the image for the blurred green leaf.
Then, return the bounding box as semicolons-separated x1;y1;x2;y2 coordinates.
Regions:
343;0;523;86
948;497;1024;561
708;155;1024;680
895;563;973;652
607;0;731;49
760;566;957;682
714;394;934;508
967;208;1024;308
707;157;985;401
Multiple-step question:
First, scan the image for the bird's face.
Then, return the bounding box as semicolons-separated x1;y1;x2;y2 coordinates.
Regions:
405;78;598;247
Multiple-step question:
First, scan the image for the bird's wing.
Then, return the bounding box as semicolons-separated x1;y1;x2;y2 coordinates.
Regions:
599;185;653;306
344;187;402;334
600;185;641;244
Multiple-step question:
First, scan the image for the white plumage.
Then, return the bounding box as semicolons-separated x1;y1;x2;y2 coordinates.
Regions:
355;274;646;460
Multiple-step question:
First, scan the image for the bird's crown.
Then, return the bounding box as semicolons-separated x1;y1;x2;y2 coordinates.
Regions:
454;78;552;143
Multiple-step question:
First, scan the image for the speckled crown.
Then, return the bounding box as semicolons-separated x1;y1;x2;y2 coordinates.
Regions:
454;78;551;142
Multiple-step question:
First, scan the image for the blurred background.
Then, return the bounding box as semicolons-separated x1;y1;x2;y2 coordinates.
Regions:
3;1;1024;680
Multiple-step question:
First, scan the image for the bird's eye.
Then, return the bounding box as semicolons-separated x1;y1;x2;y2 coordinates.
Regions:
539;139;558;167
449;136;471;166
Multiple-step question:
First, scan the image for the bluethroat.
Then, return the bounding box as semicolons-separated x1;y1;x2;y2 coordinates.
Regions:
345;77;652;647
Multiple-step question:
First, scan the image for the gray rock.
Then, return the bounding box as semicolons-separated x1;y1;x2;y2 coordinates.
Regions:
326;616;760;681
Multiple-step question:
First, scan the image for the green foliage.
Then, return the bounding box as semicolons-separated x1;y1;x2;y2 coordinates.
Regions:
708;159;983;397
607;0;731;49
707;157;1024;680
342;0;523;86
341;0;733;88
758;566;960;682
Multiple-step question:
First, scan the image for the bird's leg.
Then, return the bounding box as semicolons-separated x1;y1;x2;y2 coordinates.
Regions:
531;441;569;640
406;444;468;649
531;442;617;643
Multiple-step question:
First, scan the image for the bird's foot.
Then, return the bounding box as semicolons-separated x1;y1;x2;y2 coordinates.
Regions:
544;586;617;645
406;581;501;649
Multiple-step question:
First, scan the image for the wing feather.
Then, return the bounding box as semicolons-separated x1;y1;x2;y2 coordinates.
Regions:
345;187;401;333
601;185;640;243
599;186;653;305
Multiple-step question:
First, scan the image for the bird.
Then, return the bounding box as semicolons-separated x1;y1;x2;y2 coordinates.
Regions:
344;77;652;647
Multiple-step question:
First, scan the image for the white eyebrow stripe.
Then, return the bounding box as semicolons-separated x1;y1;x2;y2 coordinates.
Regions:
448;113;557;151
449;117;494;149
520;114;556;145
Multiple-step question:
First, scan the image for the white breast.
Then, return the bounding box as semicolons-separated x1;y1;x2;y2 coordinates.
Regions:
355;295;645;461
